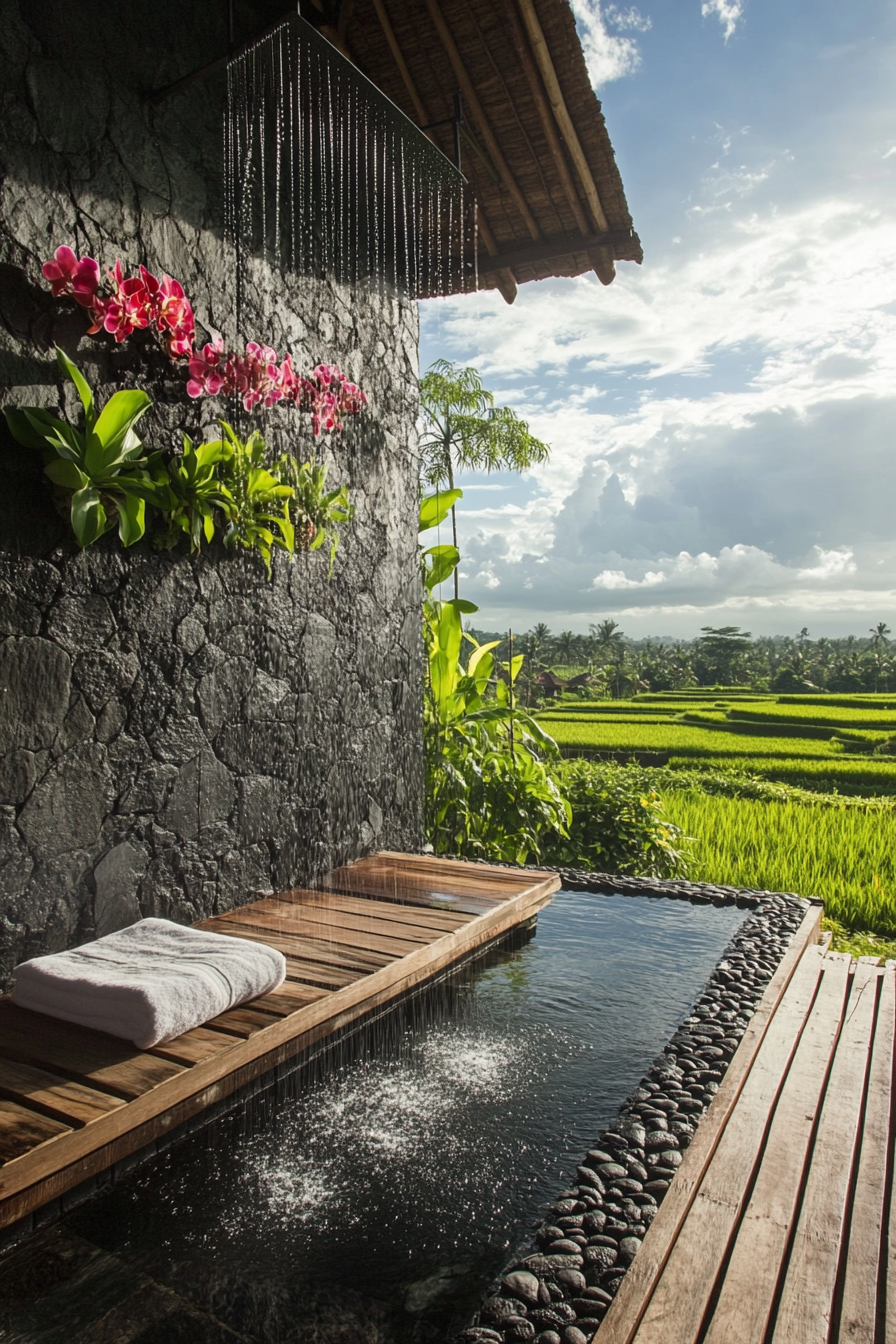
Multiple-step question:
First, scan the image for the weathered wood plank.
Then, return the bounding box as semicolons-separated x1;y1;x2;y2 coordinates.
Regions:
249;983;328;1013
598;901;824;1344
701;953;850;1344
146;1027;244;1068
838;965;892;1341
0;863;555;1223
771;960;880;1344
0;1059;126;1128
276;888;474;933
204;1006;284;1038
630;945;838;1344
0;1003;186;1101
217;899;438;948
197;917;392;973
0;1102;72;1163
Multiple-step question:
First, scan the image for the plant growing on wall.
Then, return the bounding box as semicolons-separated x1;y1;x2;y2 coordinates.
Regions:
420;490;571;865
4;244;370;572
3;350;359;576
3;347;157;547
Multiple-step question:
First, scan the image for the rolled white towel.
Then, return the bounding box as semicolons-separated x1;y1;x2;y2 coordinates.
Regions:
12;917;286;1048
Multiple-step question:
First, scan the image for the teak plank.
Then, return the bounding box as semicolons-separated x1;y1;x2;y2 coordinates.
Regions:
205;1006;284;1038
320;873;497;917
0;1002;185;1101
630;944;834;1344
0;1101;71;1163
0;1059;126;1128
249;984;328;1013
838;965;893;1341
246;900;442;946
0;862;556;1222
198;917;392;973
222;911;424;959
598;901;824;1344
268;893;468;941
147;1026;244;1067
701;952;850;1344
772;959;880;1344
312;891;473;932
212;900;432;951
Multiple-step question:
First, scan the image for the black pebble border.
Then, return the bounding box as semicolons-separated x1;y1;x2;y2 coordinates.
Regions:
455;874;815;1344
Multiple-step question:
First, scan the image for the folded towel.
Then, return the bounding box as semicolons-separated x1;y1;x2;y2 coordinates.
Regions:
12;918;286;1048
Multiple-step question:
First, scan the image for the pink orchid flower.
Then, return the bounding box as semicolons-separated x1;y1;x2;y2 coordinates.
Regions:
41;246;101;305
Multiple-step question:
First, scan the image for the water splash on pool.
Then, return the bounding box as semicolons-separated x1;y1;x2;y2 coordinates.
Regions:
61;891;747;1342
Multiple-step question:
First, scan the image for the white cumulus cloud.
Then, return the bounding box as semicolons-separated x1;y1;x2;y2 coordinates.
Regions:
701;0;744;42
571;1;648;88
797;547;857;580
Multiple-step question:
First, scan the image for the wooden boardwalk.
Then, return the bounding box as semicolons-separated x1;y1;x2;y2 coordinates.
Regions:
599;908;895;1344
0;852;559;1232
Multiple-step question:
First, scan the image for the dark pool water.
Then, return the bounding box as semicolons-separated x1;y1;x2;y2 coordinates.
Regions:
63;891;745;1342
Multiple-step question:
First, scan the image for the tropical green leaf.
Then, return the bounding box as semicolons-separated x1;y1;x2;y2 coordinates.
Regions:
44;458;88;490
70;486;107;547
419;488;463;532
55;345;94;426
91;389;151;463
116;491;146;547
423;543;459;592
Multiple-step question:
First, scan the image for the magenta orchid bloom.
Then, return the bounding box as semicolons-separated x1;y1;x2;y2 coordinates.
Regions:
41;246;101;306
41;250;367;432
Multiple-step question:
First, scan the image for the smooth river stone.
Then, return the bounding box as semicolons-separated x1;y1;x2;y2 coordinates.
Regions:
548;1240;585;1256
503;1272;541;1305
482;1298;528;1325
503;1317;535;1341
596;1163;627;1181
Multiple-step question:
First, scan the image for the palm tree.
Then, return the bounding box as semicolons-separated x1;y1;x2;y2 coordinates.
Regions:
556;630;576;665
590;619;625;660
870;622;891;648
419;360;551;599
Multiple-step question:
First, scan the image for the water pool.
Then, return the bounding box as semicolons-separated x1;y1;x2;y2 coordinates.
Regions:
28;891;747;1342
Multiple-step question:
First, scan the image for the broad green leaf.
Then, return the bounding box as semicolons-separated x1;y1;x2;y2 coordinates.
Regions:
4;406;61;451
44;458;88;490
70;486;106;547
116;491;146;546
423;543;459;592
419;489;462;533
467;640;500;675
91;389;151;463
55;346;94;426
450;598;479;615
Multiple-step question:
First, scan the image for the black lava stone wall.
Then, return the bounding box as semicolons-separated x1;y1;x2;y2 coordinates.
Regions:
0;1;424;986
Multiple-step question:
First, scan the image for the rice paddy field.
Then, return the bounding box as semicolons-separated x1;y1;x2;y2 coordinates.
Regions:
538;692;896;955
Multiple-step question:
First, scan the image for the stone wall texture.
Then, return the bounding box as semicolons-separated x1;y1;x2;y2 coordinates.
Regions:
0;1;424;986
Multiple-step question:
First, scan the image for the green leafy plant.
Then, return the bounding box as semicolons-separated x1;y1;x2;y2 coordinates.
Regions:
277;453;355;574
3;346;154;546
544;759;689;878
2;353;358;579
421;490;570;865
216;422;295;577
149;433;234;553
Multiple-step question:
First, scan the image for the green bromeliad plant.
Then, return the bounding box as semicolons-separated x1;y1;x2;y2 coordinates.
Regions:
3;349;357;578
3;347;155;547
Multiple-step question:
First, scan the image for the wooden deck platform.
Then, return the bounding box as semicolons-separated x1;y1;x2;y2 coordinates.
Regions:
0;852;559;1232
599;908;895;1344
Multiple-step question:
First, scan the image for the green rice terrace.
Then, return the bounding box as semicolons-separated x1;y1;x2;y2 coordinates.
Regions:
536;691;896;958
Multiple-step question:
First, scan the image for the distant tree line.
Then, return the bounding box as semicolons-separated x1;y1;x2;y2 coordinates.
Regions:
464;621;896;699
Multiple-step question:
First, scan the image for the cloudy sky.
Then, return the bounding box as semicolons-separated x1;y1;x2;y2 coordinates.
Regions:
418;0;896;638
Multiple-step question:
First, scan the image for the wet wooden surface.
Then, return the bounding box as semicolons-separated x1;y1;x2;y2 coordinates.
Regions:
0;853;559;1230
599;908;895;1344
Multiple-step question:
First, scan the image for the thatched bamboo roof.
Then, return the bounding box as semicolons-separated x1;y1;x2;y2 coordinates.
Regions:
308;0;642;303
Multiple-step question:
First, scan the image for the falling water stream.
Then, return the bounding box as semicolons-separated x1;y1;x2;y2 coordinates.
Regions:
225;11;474;325
53;891;745;1343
